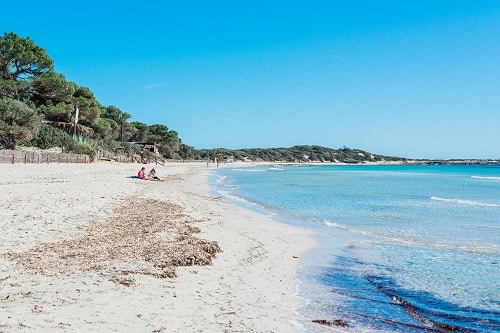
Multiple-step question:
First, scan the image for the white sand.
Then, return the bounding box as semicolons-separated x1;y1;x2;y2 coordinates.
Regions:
0;161;318;332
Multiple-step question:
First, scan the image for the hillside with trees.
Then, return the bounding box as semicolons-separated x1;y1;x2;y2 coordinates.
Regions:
195;146;404;163
0;32;405;163
0;32;187;160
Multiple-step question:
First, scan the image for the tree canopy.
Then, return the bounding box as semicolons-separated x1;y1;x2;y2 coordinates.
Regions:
0;97;41;148
0;32;184;157
0;32;53;100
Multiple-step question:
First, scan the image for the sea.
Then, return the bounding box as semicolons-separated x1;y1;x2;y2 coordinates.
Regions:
209;164;500;332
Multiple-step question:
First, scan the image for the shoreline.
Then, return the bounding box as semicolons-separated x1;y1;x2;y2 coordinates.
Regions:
0;162;318;332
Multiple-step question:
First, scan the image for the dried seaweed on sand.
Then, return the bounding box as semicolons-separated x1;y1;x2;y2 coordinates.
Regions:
5;199;221;283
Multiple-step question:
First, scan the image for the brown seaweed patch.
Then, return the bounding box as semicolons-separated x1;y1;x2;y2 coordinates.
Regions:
312;319;349;328
5;199;221;283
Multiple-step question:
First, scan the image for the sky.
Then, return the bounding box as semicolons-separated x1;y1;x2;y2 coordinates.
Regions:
2;0;499;159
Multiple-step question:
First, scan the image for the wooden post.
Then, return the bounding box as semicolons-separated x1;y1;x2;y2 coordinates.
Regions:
11;153;15;164
24;153;27;164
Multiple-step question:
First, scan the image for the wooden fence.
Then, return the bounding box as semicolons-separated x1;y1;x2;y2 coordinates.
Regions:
0;149;90;164
99;151;167;165
100;151;137;163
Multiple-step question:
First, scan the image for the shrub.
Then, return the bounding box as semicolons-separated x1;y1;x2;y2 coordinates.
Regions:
65;141;98;161
27;123;73;149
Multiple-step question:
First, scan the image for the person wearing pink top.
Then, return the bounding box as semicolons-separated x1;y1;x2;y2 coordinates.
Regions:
137;167;148;180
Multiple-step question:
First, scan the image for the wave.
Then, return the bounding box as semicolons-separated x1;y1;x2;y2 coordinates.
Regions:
234;167;284;171
214;175;227;184
431;196;500;207
471;176;500;181
322;219;432;248
216;190;262;208
374;214;416;224
322;220;498;254
231;168;266;172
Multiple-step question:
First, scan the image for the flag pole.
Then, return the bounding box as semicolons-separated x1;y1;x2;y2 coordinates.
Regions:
74;107;79;140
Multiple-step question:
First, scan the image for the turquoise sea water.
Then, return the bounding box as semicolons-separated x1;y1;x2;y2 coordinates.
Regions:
210;164;500;332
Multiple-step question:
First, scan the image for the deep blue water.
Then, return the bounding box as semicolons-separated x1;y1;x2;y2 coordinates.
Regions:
210;164;500;332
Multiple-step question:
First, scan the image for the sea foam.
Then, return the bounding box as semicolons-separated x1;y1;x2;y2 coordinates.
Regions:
431;196;500;207
471;175;500;181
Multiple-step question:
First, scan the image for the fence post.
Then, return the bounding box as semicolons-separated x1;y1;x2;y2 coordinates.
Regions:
24;153;27;164
11;154;15;164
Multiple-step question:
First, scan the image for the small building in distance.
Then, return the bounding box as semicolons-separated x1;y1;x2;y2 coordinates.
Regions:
136;142;161;164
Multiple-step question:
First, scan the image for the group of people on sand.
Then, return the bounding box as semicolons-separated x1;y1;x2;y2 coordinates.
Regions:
137;167;161;181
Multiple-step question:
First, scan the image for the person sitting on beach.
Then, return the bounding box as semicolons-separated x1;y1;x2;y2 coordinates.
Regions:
148;168;161;181
137;167;148;180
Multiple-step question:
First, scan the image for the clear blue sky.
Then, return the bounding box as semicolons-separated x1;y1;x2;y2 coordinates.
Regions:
2;1;499;159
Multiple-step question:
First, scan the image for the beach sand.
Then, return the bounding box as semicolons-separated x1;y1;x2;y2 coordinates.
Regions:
0;162;317;332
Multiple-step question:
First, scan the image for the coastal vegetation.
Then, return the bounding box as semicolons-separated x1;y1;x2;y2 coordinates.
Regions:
0;32;184;159
0;32;404;163
196;146;403;163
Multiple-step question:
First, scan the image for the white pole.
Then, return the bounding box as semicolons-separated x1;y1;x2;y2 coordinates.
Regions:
74;107;79;139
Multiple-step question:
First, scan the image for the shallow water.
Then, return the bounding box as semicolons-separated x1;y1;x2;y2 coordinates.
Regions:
210;164;500;332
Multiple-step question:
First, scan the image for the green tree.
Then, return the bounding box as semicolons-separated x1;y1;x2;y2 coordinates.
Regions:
117;111;131;142
31;72;75;106
147;124;170;142
177;143;197;160
147;124;180;158
38;102;72;122
93;117;116;140
102;106;130;141
102;105;121;121
27;123;73;149
0;97;41;148
72;86;102;126
0;32;54;100
129;121;149;142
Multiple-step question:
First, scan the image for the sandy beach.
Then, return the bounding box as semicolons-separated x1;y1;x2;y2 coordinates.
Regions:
0;161;317;333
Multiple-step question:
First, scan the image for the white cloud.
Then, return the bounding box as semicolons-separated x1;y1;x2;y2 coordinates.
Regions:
143;82;165;89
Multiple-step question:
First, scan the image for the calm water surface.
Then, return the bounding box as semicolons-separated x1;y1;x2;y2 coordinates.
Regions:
210;164;500;332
